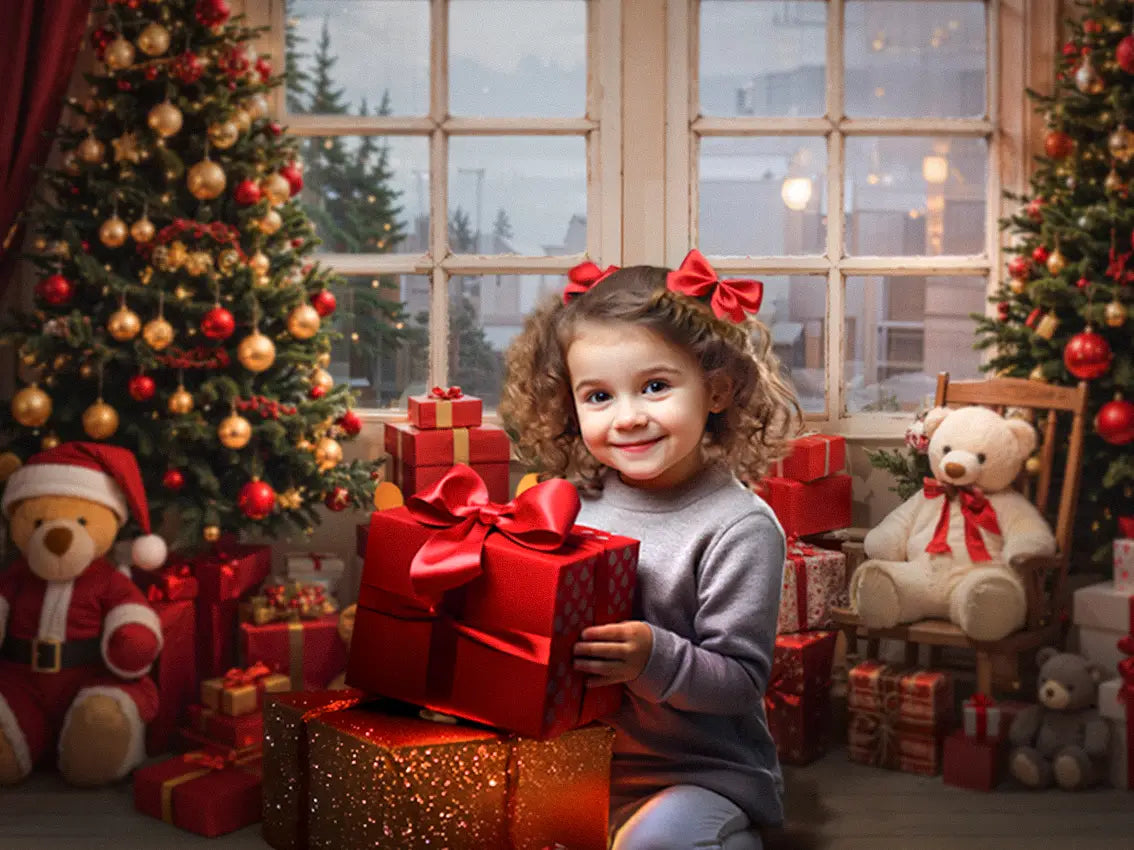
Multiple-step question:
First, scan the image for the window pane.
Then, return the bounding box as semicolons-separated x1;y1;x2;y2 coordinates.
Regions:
753;275;827;415
844;137;986;257
845;1;986;118
699;136;827;256
331;274;430;408
286;0;429;116
449;136;586;255
450;0;586;117
700;0;826;118
298;135;428;255
844;275;985;414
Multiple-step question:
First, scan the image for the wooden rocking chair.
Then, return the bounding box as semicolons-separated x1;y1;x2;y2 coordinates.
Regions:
830;372;1090;695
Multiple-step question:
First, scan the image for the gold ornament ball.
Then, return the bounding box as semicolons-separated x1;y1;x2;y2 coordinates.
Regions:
232;109;252;135
104;37;135;70
1045;249;1067;275
245;94;271;121
1008;276;1027;295
237;332;276;372
82;400;119;440
203;525;221;543
253;272;271;288
107;306;142;341
168;386;194;415
151;245;172;271
314;437;343;471
184;251;213;276
218;413;253;449
249;251;270;275
261;173;290;206
77;136;105;164
147;101;183;138
136;22;171;56
1108;126;1134;163
1105;169;1126;194
130;217;156;243
287;304;321;339
99;215;129;248
208;121;240;150
142;317;175;350
188;159;227;200
257;209;283;235
0;452;22;483
41;434;60;450
296;437;313;452
167;241;189;269
217;248;241;274
316;351;331;368
1105;299;1128;327
1024;456;1042;476
311;367;334;392
12;385;52;427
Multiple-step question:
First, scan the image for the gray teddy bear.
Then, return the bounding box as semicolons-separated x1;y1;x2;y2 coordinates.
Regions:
1008;647;1110;790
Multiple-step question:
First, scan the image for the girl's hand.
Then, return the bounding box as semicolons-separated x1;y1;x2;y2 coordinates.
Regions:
572;621;653;687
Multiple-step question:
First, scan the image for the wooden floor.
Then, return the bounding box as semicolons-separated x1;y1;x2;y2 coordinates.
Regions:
2;750;1131;849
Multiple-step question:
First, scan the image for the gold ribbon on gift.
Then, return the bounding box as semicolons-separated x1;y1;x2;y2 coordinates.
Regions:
288;620;305;690
452;428;469;464
160;750;260;824
436;399;452;428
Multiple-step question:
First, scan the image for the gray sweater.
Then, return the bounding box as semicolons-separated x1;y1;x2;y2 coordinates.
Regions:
576;462;786;827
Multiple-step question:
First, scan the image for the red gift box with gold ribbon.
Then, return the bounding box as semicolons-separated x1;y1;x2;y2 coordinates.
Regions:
407;385;483;429
133;748;263;837
239;611;346;691
777;538;847;633
756;475;852;538
771;434;846;482
347;464;638;740
201;661;291;717
384;421;511;503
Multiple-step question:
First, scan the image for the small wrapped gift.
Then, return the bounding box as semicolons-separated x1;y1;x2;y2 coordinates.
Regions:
134;749;263;837
243;580;338;626
201;661;291;717
145;596;197;755
772;434;846;482
1114;517;1134;593
766;686;831;765
348;464;638;739
1100;641;1133;790
385;421;511;502
961;694;1027;743
282;551;346;599
770;631;838;695
1072;581;1133;677
777;539;848;633
186;703;264;750
943;729;1002;792
756;475;852;538
408;385;483;429
240;611;346;691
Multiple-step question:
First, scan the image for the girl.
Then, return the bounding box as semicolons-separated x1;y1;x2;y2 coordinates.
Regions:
500;250;801;850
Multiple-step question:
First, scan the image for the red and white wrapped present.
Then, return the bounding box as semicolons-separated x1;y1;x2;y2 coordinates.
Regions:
772;434;846;482
1072;580;1132;677
281;551;346;599
407;385;483;430
777;538;847;633
1114;516;1134;593
961;694;1027;743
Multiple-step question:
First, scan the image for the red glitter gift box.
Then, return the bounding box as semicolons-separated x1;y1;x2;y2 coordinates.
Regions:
384;420;511;502
407;386;483;429
943;729;1002;791
239;611;346;691
134;749;263;837
770;630;838;695
347;464;638;739
766;687;831;765
757;475;852;538
771;434;846;482
145;596;197;755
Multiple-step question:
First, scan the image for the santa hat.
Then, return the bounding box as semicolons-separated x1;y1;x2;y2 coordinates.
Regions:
1;441;167;570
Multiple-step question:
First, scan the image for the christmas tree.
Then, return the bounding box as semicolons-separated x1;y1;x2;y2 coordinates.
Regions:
975;0;1134;562
1;0;375;547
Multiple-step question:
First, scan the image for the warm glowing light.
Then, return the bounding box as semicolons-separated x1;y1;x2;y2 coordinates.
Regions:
780;176;813;211
922;155;949;184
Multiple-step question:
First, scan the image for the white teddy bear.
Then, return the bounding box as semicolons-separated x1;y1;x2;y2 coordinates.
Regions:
851;405;1056;642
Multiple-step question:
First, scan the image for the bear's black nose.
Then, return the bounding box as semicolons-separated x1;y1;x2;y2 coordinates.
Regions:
44;526;73;556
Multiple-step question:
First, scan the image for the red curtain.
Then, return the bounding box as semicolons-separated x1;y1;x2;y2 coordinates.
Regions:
0;0;91;297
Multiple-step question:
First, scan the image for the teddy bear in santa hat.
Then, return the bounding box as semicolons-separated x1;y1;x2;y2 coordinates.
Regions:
0;441;167;786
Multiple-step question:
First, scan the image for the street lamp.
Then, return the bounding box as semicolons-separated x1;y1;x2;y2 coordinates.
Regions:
921;155;948;185
781;176;813;212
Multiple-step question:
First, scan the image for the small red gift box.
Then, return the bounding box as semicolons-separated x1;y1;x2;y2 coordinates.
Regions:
943;729;1002;791
134;749;263;837
201;661;291;716
408;386;483;429
385;421;511;503
387;455;511;505
133;563;200;602
777;539;847;633
757;475;852;538
186;703;264;750
146;597;197;755
770;630;838;695
239;611;346;691
766;687;831;765
772;434;846;482
347;465;638;739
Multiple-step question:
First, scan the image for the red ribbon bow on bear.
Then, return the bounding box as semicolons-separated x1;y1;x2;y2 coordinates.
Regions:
922;478;1001;562
665;249;763;323
562;261;620;304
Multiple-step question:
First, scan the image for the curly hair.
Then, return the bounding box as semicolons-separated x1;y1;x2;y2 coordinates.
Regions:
499;264;802;495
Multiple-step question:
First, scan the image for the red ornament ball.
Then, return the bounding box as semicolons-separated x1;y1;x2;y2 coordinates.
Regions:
1095;399;1134;446
255;57;273;83
1031;245;1050;265
996;301;1011;320
1119;36;1134;75
267;121;282;137
309;385;326;400
162;468;185;491
172;51;204;85
238;479;276;520
311;289;336;317
324;486;350;512
1044;130;1074;160
195;0;231;27
201;305;236;340
280;162;304;195
1025;198;1044;222
128;374;156;401
234;179;262;206
1063;330;1112;380
145;66;160;81
1007;256;1030;279
220;45;251;78
117;80;132;92
1062;42;1078;59
1076;276;1090;290
338;410;362;436
36;273;74;306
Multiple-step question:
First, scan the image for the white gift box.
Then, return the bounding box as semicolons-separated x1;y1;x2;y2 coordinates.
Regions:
1072;582;1131;678
1115;538;1134;593
282;551;345;598
1099;678;1129;790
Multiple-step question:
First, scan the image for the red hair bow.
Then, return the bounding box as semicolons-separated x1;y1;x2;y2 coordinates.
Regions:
665;249;763;323
562;261;620;304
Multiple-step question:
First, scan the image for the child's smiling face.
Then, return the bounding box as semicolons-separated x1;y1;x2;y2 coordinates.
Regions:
566;320;727;490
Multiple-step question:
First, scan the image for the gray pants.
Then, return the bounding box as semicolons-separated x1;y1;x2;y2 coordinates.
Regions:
610;785;764;850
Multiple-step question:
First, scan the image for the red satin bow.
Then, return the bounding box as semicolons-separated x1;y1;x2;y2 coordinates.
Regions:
1119;516;1134;538
562;261;620;304
665;249;763;323
184;751;235;772
404;464;581;603
922;478;1001;562
222;661;272;688
968;692;995;709
430;385;463;400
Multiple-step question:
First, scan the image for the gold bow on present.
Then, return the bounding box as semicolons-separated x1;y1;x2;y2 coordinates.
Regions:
244;580;337;626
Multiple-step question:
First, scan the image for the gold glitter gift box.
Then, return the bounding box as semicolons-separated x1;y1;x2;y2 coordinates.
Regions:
263;691;614;850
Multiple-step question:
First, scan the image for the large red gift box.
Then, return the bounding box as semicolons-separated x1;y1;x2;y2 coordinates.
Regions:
186;703;264;749
758;475;852;538
347;465;637;739
239;611;347;691
777;539;847;633
385;421;511;502
943;729;1002;791
772;434;846;482
407;387;483;429
134;749;262;837
847;661;953;775
388;456;510;505
146;596;197;755
766;687;830;765
770;631;838;695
